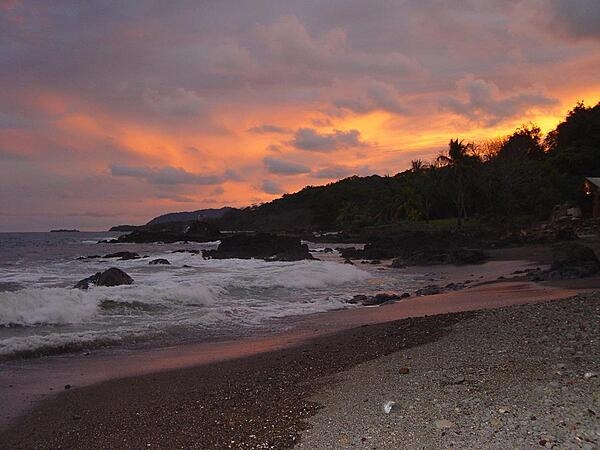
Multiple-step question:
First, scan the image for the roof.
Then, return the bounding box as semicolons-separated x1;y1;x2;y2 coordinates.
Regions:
586;177;600;188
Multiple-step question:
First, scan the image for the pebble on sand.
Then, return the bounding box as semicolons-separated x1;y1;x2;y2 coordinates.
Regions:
434;419;455;429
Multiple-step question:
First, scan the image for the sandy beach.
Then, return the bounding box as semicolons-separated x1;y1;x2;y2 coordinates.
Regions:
1;255;597;449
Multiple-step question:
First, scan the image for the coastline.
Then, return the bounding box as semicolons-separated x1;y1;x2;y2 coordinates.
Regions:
0;266;588;448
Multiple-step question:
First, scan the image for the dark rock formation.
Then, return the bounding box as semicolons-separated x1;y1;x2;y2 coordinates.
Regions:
390;258;406;268
103;251;140;260
545;243;600;279
348;292;408;306
415;285;441;296
109;225;140;232
117;220;221;244
203;233;314;261
74;268;134;290
149;258;170;265
448;248;487;265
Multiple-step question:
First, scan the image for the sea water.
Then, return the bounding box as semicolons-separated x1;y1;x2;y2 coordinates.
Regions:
0;232;433;360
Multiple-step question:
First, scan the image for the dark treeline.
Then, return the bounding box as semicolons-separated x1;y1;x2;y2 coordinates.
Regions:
217;101;600;232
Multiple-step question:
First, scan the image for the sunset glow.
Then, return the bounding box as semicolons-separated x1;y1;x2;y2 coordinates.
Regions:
1;1;599;230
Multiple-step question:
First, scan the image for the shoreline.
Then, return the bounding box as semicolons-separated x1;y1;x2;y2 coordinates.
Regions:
0;259;555;426
2;291;597;449
0;270;579;431
0;274;587;447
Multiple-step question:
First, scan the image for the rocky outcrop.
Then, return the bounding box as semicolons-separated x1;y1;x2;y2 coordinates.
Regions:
149;258;170;265
203;233;315;261
449;248;487;265
116;220;221;243
103;251;140;260
348;292;410;306
544;243;600;279
74;268;134;290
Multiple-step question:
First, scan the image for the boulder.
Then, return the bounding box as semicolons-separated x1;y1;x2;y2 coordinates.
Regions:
546;243;600;279
203;233;315;261
390;258;406;268
449;248;487;265
415;284;441;296
74;268;134;290
149;258;170;265
103;251;140;260
348;292;404;306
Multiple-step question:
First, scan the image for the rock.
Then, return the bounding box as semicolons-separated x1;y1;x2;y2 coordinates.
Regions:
323;247;334;253
343;259;354;265
544;243;600;279
149;258;170;265
399;367;410;375
369;259;381;265
583;372;598;379
348;293;404;306
103;251;140;260
390;258;406;268
117;220;221;244
74;268;134;290
400;292;410;299
64;384;71;390
204;233;315;261
382;401;397;414
434;419;455;429
171;249;201;254
449;248;487;265
415;285;441;296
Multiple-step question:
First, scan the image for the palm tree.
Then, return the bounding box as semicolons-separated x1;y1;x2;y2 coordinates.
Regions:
411;159;427;173
436;139;479;226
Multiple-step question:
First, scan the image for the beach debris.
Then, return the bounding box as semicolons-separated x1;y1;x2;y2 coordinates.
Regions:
64;384;71;390
383;401;397;414
149;258;170;265
583;371;598;379
399;367;410;375
74;267;134;289
434;419;455;429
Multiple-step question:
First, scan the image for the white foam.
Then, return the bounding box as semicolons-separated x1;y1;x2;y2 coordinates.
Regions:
0;288;99;326
0;254;377;357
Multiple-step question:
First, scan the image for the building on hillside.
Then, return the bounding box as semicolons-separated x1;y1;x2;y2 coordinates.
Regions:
584;177;600;217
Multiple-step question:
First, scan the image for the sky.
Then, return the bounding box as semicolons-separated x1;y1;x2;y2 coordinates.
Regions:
1;0;599;231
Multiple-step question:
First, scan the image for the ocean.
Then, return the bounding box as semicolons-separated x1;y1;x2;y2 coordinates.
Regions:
0;232;434;360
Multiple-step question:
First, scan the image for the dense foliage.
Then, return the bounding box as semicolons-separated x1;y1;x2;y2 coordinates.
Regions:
218;102;600;232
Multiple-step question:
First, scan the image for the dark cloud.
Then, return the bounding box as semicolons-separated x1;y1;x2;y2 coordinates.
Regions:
545;0;600;39
263;156;311;175
440;76;558;125
247;124;289;134
261;179;283;195
109;164;224;185
290;128;368;152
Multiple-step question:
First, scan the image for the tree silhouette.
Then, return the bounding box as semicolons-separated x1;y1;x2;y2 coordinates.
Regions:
437;139;479;225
